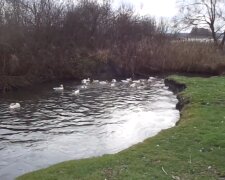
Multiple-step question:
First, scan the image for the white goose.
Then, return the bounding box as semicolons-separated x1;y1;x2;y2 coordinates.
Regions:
53;84;64;91
10;103;21;109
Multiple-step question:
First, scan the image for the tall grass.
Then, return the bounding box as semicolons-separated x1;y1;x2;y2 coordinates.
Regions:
107;40;225;76
163;41;225;74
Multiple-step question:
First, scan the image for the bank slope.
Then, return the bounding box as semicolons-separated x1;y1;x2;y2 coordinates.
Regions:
17;76;225;180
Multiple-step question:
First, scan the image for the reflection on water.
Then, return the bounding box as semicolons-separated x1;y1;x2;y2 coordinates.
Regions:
0;78;179;180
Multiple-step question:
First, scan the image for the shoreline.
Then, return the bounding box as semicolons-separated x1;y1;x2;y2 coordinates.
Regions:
0;71;215;94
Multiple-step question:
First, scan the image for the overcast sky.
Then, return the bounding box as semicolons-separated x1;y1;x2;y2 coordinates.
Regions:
112;0;178;18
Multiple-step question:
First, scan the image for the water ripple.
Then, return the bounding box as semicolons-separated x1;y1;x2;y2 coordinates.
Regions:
0;78;179;180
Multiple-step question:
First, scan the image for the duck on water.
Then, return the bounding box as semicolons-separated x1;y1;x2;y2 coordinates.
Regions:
53;84;64;91
9;103;21;109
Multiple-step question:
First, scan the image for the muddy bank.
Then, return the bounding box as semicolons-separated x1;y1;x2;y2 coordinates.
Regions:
165;78;188;112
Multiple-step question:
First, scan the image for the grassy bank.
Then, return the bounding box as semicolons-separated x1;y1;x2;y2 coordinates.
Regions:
17;76;225;180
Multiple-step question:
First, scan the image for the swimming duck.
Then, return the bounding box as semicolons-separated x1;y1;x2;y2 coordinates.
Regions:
73;90;80;95
112;79;117;83
99;81;107;85
82;79;87;84
140;79;146;82
81;85;87;89
10;103;21;109
93;80;99;83
132;80;141;83
148;77;156;81
126;78;132;82
53;84;64;91
86;78;91;83
121;80;129;83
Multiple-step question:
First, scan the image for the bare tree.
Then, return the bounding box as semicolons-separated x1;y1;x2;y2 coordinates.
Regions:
174;0;225;48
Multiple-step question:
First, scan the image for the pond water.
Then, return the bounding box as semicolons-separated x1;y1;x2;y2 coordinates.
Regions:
0;78;179;180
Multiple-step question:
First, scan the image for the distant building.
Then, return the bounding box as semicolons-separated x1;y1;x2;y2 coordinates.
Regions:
190;27;211;38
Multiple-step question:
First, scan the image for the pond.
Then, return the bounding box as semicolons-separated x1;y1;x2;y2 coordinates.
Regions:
0;78;179;180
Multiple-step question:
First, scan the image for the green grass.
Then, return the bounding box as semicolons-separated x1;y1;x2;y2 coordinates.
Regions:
17;76;225;180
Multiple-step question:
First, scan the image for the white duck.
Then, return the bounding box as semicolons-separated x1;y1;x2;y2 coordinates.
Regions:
81;85;87;89
53;84;64;91
137;86;144;89
10;103;21;109
148;77;156;81
86;78;91;83
111;83;115;87
132;80;141;83
82;79;87;84
121;80;129;83
93;80;99;83
73;89;80;95
99;81;108;85
130;83;136;88
126;78;132;82
112;79;117;83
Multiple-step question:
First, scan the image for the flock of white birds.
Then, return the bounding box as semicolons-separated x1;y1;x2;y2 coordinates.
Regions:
9;77;158;109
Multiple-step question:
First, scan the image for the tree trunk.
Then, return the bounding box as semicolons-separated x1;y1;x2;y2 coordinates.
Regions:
210;24;218;46
219;31;225;50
